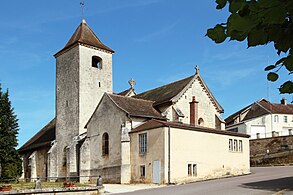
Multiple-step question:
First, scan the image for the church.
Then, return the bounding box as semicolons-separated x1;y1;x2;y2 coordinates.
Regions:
19;19;250;184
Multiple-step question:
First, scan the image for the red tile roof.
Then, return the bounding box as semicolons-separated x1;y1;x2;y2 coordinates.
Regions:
225;99;293;126
132;119;250;138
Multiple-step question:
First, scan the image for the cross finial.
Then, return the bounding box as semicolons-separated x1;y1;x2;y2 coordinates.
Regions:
128;79;136;89
195;65;199;75
80;1;85;19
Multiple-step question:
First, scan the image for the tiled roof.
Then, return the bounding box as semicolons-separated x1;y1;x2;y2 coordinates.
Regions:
258;99;293;114
131;119;250;138
18;118;56;153
225;99;293;126
55;19;114;56
117;88;136;97
134;75;194;106
108;94;165;120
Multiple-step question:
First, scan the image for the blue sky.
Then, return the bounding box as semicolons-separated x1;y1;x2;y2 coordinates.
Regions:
0;0;291;147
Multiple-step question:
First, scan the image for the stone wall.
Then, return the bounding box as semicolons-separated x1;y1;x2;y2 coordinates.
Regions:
250;135;293;157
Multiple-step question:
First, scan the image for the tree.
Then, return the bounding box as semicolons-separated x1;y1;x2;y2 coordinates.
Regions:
0;84;22;180
207;0;293;93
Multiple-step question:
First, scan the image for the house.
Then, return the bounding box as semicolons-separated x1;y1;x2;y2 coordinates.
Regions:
19;19;250;184
226;98;293;139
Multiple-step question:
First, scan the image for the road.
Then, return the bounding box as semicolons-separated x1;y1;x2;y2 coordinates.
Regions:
113;166;293;195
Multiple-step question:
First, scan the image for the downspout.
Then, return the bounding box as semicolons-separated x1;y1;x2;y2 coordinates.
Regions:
168;126;171;184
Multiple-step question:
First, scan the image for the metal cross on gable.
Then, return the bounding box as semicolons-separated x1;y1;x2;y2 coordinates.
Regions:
128;78;136;88
195;65;200;75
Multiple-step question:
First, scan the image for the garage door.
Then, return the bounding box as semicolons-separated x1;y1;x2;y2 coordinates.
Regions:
250;126;266;139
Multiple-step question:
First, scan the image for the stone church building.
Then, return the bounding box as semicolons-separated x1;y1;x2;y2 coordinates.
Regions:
19;20;250;184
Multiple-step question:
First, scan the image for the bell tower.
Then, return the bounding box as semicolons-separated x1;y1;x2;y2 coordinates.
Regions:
54;19;114;177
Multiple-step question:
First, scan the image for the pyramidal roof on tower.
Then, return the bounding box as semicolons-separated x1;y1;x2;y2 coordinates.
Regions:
55;19;114;56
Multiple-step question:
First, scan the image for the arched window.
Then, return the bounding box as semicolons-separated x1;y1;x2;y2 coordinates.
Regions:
102;132;109;156
198;118;204;126
92;56;102;69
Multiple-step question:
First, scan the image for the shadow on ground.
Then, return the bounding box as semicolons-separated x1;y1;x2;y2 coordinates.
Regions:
241;177;293;192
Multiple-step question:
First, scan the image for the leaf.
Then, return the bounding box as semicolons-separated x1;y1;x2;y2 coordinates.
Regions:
206;24;227;43
229;0;245;13
267;72;279;81
283;54;293;71
247;29;268;47
279;81;293;94
216;0;228;9
263;5;287;24
264;65;276;71
275;57;286;65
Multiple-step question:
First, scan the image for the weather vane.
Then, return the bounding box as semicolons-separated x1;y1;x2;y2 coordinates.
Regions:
80;1;85;19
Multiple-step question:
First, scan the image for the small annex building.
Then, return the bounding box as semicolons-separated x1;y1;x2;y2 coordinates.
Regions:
19;19;250;184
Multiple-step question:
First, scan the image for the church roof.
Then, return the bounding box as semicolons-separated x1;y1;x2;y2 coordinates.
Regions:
134;74;224;113
55;19;114;56
117;88;136;97
131;119;249;138
134;75;194;106
108;94;165;120
18;118;56;153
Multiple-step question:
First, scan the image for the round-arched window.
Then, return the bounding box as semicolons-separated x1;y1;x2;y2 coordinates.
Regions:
102;132;109;156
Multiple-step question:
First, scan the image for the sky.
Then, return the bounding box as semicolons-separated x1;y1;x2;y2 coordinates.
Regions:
0;0;292;147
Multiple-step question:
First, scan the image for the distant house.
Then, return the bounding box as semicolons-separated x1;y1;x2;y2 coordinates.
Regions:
226;98;293;139
19;19;250;184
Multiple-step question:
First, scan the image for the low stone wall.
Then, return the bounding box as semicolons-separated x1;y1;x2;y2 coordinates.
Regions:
250;135;293;157
1;186;103;195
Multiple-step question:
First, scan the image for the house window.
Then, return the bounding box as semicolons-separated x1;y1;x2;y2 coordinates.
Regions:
289;129;292;135
274;115;279;123
139;133;147;154
102;132;109;156
188;164;192;176
193;164;197;176
140;165;145;178
229;139;233;151
233;139;238;151
239;140;243;152
187;164;197;177
284;116;288;123
92;56;102;69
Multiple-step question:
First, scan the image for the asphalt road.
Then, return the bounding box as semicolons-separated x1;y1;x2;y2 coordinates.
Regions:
114;166;293;195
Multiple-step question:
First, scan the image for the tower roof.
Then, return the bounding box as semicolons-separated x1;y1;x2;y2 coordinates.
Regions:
55;19;114;56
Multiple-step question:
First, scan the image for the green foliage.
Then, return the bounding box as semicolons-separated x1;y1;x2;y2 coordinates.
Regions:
0;84;22;180
207;0;293;93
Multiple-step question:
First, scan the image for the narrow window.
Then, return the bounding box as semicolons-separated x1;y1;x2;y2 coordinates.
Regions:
102;133;109;156
289;129;292;135
233;139;238;151
99;82;101;88
274;115;279;123
193;164;197;176
284;116;288;123
139;133;147;154
140;165;145;178
92;56;102;69
198;118;204;126
229;139;233;151
188;164;192;176
239;140;243;152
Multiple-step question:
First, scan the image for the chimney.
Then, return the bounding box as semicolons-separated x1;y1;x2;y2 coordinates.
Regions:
281;98;287;105
189;96;199;125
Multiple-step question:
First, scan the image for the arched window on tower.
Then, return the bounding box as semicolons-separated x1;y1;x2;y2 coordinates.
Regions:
92;56;102;69
102;132;109;156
